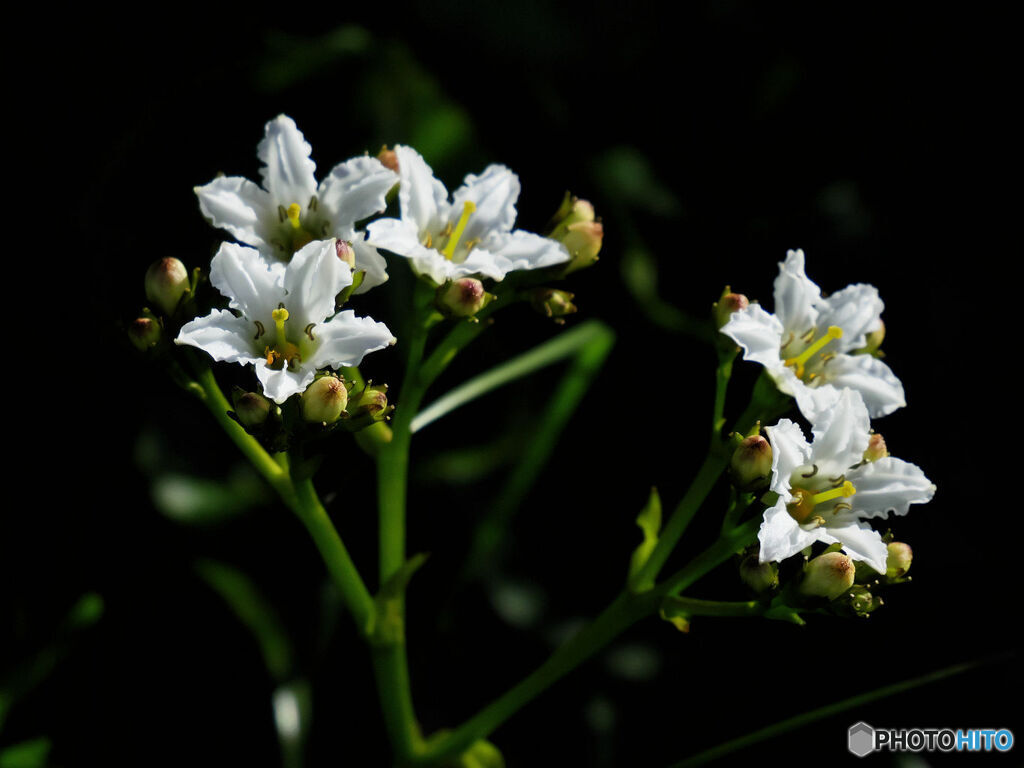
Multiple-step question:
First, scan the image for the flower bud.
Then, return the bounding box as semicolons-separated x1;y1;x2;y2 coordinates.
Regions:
377;145;399;173
436;278;493;318
712;286;749;329
560;221;603;273
799;552;855;600
548;193;596;239
232;390;272;428
145;257;190;315
855;320;885;355
530;288;577;321
885;541;913;579
301;375;349;424
729;435;772;491
739;552;778;594
346;382;392;428
128;317;161;351
335;239;356;268
846;585;883;616
863;432;888;462
458;738;504;768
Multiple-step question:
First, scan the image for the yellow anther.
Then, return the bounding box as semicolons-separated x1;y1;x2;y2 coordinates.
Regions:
441;201;477;260
784;325;843;377
287;203;302;229
811;480;856;506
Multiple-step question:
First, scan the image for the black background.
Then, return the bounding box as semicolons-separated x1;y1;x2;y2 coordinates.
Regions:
6;2;1018;766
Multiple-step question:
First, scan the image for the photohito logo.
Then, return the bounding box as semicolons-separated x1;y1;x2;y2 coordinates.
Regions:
848;722;1014;756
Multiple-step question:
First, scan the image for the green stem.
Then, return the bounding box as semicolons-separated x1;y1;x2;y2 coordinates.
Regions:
660;518;761;597
711;355;734;442
661;596;762;619
372;642;422;758
289;473;375;635
417;294;509;389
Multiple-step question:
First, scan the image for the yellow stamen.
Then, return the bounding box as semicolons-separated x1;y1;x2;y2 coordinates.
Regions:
811;481;856;506
272;307;289;346
441;201;476;260
784;325;843;378
287;203;302;229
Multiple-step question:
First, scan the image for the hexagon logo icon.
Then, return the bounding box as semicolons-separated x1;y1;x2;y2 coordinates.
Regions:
848;721;875;757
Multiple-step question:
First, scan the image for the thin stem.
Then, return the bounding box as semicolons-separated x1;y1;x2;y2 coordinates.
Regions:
660;518;761;597
372;642;421;759
290;474;375;635
711;355;734;443
661;596;763;619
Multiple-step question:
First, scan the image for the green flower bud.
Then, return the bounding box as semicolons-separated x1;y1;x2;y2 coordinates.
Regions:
799;551;855;600
335;239;356;268
145;257;190;315
846;585;884;616
885;541;913;579
346;382;392;428
730;435;772;491
739;551;779;594
548;193;596;240
530;288;577;322
560;221;603;273
863;432;888;462
301;375;349;424
436;278;493;318
855;320;885;355
128;317;161;351
232;390;272;428
712;286;749;329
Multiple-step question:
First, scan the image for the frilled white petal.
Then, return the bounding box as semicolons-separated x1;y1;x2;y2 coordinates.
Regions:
209;243;286;321
195;176;273;248
791;383;841;423
451;164;520;241
822;354;906;418
773;249;821;335
720;305;785;369
395;145;449;233
307;310;396;370
284;239;353;328
257;115;318;207
365;217;422;257
318;156;398;233
175;310;260;364
350;236;389;294
809;388;871;470
485;230;569;278
758;501;820;564
765;419;811;498
847;457;936;520
816;283;884;352
256;363;316;404
825;521;889;574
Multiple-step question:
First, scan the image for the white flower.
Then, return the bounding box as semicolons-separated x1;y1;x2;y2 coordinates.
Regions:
759;389;935;573
720;249;905;420
364;145;569;284
195;115;398;293
176;240;396;403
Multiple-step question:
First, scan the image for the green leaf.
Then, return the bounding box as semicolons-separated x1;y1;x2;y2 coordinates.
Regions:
627;488;662;591
195;560;293;683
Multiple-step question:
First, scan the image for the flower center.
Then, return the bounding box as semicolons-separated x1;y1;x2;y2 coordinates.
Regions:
440;201;477;261
263;307;303;370
783;325;842;379
787;480;857;525
271;198;330;257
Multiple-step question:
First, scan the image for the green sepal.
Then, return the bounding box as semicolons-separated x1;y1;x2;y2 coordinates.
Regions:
658;596;691;633
763;590;806;625
335;270;366;307
627;487;662;592
370;553;430;645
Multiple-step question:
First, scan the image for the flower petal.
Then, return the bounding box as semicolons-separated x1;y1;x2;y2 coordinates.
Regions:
765;418;811;498
816;283;884;353
256;363;315;404
395;145;449;233
195;176;273;248
758;500;820;564
451;164;520;241
773;249;821;335
826;521;889;574
284;239;353;327
318;156;398;233
175;309;260;364
351;235;389;294
307;310;396;370
257;115;318;207
209;243;286;321
484;231;569;278
809;388;871;470
821;354;906;418
847;457;936;520
720;304;785;369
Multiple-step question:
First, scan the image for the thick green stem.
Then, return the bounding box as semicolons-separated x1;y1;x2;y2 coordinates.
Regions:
290;474;375;635
372;642;421;759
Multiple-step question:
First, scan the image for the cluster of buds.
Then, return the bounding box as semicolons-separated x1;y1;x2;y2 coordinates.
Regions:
547;193;603;274
129;257;200;352
299;375;393;432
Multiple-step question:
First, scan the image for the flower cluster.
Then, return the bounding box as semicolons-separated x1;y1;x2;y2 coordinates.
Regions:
720;251;935;579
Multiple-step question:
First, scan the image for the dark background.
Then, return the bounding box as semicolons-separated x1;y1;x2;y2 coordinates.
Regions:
6;2;1018;766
